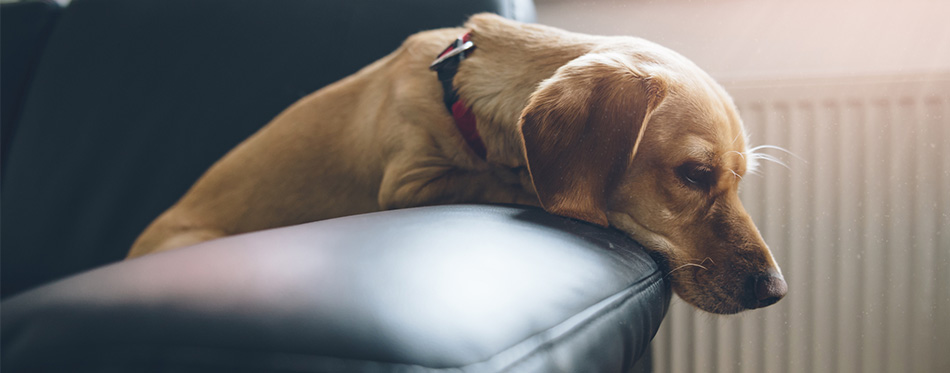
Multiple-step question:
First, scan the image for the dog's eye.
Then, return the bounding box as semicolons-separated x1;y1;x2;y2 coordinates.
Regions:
676;163;714;189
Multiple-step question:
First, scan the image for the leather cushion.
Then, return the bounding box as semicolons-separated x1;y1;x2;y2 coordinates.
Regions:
2;205;670;372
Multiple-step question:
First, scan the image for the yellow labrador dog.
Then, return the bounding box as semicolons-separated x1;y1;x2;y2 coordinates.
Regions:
129;14;786;314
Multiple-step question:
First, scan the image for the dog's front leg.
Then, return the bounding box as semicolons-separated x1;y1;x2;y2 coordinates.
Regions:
377;155;538;210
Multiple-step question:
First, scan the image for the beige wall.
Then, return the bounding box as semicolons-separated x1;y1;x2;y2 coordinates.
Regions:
535;0;950;80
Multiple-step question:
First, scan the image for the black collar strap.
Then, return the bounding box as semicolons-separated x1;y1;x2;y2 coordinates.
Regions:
428;32;486;159
429;33;476;111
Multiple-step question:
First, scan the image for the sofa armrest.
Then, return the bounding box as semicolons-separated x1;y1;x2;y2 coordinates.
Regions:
1;205;670;372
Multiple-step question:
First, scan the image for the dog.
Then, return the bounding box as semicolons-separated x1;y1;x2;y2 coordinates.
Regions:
128;13;786;314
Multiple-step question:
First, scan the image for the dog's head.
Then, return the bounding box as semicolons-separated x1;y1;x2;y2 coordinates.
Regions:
519;47;786;314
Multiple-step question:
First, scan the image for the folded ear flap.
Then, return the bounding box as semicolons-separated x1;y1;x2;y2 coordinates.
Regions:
519;54;667;226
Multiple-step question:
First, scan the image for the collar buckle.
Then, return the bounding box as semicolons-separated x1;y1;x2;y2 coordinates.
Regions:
429;35;475;71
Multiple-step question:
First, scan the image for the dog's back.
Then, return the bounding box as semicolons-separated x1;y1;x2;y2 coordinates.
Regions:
127;28;469;258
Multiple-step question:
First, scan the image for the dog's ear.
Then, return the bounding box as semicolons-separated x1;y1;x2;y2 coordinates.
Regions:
519;54;667;226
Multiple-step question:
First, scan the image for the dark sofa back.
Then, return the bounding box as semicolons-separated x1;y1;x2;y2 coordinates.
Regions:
1;0;536;297
0;0;61;175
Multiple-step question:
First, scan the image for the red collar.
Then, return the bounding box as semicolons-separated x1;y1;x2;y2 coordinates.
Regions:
429;33;486;159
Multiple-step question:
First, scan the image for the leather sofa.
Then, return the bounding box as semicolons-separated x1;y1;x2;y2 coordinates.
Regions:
1;0;671;371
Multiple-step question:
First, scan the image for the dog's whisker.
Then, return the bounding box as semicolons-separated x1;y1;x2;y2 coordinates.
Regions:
749;153;789;169
748;144;807;164
665;261;710;277
731;132;742;145
748;144;790;154
726;150;746;160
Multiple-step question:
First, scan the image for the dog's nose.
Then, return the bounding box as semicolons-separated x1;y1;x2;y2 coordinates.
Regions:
753;269;787;308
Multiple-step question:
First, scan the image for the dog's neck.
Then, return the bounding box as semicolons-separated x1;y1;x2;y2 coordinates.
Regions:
453;15;599;168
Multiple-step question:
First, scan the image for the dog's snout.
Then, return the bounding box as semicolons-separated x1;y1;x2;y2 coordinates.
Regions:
752;269;787;308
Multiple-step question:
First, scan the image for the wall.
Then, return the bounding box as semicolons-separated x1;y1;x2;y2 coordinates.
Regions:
535;0;950;80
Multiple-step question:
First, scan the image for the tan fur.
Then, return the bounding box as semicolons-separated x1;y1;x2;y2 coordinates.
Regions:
128;14;784;314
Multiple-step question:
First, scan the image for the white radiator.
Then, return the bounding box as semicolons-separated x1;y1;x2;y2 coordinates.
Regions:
651;73;950;373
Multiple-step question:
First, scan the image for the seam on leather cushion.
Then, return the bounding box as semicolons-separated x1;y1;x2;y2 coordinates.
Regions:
478;268;669;372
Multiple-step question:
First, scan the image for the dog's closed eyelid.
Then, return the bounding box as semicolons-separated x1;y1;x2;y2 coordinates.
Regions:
675;162;715;189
